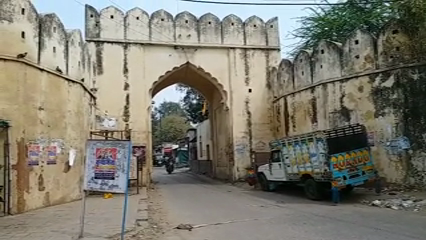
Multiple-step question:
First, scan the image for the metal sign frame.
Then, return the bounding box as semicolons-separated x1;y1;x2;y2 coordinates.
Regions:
79;129;133;240
88;130;140;194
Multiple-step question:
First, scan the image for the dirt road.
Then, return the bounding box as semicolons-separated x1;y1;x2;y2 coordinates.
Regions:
135;168;426;240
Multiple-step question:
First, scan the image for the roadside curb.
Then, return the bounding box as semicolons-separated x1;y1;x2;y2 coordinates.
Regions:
135;187;149;228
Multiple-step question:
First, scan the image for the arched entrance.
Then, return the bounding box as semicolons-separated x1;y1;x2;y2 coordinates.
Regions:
149;62;232;180
85;5;281;187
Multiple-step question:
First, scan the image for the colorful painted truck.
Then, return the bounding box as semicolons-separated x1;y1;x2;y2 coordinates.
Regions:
256;124;376;200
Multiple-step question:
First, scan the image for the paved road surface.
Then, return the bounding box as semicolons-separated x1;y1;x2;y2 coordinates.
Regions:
153;168;426;240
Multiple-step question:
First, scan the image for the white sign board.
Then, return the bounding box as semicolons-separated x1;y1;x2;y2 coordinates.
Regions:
95;115;118;130
84;140;131;193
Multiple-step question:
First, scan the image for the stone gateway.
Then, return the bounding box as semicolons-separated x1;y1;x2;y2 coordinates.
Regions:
84;5;280;182
0;0;280;214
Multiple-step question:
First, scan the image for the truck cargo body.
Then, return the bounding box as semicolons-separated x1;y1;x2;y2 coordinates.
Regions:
257;124;376;199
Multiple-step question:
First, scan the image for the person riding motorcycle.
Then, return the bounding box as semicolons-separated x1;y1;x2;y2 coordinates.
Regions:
164;155;175;174
166;155;176;163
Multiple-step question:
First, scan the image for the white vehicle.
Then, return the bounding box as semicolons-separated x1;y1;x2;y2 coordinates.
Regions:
256;124;376;200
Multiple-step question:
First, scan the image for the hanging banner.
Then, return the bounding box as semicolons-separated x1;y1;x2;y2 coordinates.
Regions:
46;145;57;165
27;144;41;166
84;140;131;193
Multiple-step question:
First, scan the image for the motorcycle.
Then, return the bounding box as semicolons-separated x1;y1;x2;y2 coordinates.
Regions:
165;158;174;174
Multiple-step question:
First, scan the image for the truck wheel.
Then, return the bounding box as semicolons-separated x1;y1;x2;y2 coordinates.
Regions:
258;174;274;192
304;179;322;200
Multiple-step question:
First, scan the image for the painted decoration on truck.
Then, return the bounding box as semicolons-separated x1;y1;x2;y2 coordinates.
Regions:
330;148;371;171
330;147;375;187
302;143;310;164
283;138;328;174
295;143;302;165
309;141;317;163
288;145;299;173
301;142;312;172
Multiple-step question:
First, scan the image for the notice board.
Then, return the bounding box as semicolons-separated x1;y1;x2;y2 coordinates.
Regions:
84;140;131;193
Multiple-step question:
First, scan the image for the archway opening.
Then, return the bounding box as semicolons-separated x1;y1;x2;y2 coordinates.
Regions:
149;62;232;181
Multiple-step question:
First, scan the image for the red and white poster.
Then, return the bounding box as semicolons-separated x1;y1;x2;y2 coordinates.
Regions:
27;144;41;166
94;147;118;180
46;145;57;165
130;146;145;179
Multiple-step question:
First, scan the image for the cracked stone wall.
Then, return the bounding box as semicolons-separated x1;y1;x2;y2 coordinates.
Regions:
85;5;281;181
272;22;426;187
0;0;95;213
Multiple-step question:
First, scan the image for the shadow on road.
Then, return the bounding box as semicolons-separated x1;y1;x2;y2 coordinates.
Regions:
154;168;372;206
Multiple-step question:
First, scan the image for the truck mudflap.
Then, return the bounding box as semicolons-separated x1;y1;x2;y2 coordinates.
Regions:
330;147;375;188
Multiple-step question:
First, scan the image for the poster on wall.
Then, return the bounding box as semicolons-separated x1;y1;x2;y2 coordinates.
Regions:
84;140;131;193
27;144;41;166
46;145;57;165
94;147;118;180
130;146;145;179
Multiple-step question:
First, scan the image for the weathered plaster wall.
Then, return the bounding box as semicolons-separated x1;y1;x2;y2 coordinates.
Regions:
0;0;95;213
85;5;280;181
196;120;212;161
272;23;426;186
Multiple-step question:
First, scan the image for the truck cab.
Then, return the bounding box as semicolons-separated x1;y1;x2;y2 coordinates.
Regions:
256;124;376;200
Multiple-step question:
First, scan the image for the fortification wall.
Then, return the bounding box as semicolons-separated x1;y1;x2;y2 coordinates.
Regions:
0;0;95;214
84;5;281;181
85;5;280;47
272;22;426;186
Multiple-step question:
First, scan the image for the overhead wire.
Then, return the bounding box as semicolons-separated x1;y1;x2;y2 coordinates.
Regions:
178;0;395;6
73;0;291;50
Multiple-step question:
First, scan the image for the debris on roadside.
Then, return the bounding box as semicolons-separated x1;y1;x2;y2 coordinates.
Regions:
175;223;194;231
174;217;269;232
361;196;426;212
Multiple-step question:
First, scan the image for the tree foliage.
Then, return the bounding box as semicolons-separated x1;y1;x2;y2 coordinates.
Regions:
290;0;426;57
392;0;426;58
176;84;208;124
152;114;191;146
153;101;185;119
151;101;190;146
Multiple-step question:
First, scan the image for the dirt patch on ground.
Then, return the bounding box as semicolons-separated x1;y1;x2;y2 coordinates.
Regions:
113;184;172;240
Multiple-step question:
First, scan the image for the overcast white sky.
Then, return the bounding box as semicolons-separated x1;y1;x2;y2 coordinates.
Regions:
32;0;337;105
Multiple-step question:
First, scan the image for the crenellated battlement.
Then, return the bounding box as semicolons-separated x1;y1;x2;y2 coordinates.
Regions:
273;22;413;98
84;5;280;48
0;0;94;88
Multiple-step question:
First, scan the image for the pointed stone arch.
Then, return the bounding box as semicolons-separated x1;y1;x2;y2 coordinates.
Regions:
149;62;232;180
149;61;229;108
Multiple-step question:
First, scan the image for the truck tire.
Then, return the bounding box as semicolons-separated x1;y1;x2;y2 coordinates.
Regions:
258;174;274;192
304;179;323;200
